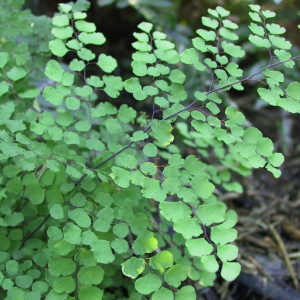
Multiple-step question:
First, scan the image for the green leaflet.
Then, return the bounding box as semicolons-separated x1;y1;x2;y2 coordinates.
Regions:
160;201;191;221
221;261;241;281
130;212;149;234
90;239;115;264
186;238;213;257
135;273;162;294
199;271;217;287
211;220;237;245
141;177;167;202
138;21;153;33
75;20;96;32
78;32;106;45
164;264;187;287
217;244;239;262
97;53;118;73
1;2;299;299
151;120;174;146
49;39;69;57
173;218;203;239
48;257;76;276
122;257;146;279
149;250;174;272
152;287;174;300
175;286;196;300
78;286;104;300
222;41;245;58
111;238;129;254
143;143;157;157
132;230;158;255
7;66;27;81
249;34;271;48
191;173;215;199
195;202;225;225
53;277;76;293
52;14;69;27
201;255;219;273
45;60;65;81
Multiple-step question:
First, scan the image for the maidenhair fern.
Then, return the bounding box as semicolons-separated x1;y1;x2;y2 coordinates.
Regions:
0;0;299;299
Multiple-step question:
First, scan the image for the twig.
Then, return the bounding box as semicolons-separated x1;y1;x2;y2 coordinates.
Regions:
268;222;299;291
19;214;50;249
244;235;273;249
239;247;275;282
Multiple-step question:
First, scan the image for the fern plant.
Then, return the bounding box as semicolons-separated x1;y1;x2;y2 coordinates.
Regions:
0;0;299;299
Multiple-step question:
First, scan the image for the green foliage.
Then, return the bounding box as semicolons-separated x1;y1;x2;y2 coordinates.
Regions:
0;0;299;299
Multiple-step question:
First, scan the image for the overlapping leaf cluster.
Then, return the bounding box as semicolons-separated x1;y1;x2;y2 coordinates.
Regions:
0;0;299;299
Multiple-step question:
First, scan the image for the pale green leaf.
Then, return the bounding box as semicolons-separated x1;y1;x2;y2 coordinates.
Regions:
78;286;103;300
175;286;196;300
217;244;239;262
202;16;218;29
210;220;237;245
221;261;241;281
159;201;191;221
269;35;292;50
196;202;225;226
78;48;96;61
78;32;106;45
222;41;245;58
173;218;203;239
164;264;187;288
52;14;69;27
201;255;219;273
7;67;27;81
151;120;174;147
77;266;104;285
249;4;261;12
196;29;216;41
256;137;274;157
0;81;10;97
135;274;161;295
262;10;276;18
121;257;145;279
141;177;166;202
248;23;265;36
149;250;173;272
137;22;153;33
49;39;69;57
152;287;174;300
90;239;115;264
75;20;96;33
268;152;284;167
132;230;158;255
222;20;238;30
216;6;230;17
249;12;262;23
180;48;198;64
51;26;73;39
97;54;118;73
249;34;271;48
266;23;286;35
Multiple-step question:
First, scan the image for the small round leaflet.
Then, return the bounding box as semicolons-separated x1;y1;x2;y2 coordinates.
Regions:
135;273;162;294
77;266;104;285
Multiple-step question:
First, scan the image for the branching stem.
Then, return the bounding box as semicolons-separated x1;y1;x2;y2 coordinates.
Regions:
24;55;300;250
75;54;300;185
